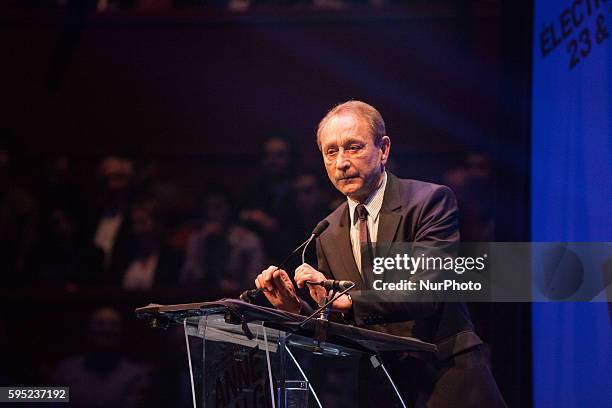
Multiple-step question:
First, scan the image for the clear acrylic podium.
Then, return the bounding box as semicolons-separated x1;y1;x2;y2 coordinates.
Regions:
136;299;436;408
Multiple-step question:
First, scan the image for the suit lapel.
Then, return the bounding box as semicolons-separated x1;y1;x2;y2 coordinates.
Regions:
375;173;403;258
376;212;402;258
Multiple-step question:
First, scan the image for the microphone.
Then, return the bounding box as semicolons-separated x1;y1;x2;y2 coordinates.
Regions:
239;219;330;303
307;280;355;291
298;280;356;330
310;220;330;238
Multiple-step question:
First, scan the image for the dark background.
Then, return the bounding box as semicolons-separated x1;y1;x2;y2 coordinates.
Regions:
0;0;532;406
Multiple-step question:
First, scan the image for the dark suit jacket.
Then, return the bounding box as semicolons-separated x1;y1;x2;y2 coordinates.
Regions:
315;172;482;360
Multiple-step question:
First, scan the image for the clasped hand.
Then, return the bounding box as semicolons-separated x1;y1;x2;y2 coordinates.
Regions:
255;263;352;314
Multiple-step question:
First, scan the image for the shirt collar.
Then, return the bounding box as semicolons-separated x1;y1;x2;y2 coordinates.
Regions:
347;171;387;225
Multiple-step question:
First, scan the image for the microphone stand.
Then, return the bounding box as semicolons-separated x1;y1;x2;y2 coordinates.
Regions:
300;235;314;264
239;219;329;303
298;282;355;353
298;283;355;329
239;237;312;303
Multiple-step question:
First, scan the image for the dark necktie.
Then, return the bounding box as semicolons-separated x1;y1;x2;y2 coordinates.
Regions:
356;204;375;287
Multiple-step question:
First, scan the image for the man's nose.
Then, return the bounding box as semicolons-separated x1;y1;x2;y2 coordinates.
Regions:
335;150;350;171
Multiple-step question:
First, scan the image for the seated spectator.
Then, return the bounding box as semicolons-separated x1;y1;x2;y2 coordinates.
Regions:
36;155;86;230
0;141;38;286
109;197;183;290
52;307;148;408
290;170;333;267
142;326;192;408
443;152;495;241
239;136;297;261
181;188;265;292
292;171;333;238
89;155;135;272
35;207;104;287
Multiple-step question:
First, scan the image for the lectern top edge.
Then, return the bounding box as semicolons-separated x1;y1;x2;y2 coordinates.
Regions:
135;298;437;355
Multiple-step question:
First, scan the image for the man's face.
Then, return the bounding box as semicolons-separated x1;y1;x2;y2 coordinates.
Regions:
88;307;122;350
319;114;390;201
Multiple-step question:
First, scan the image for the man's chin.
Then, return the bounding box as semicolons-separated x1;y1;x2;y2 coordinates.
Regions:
339;185;365;199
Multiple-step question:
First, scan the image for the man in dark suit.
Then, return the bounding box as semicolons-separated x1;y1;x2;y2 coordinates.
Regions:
255;100;505;407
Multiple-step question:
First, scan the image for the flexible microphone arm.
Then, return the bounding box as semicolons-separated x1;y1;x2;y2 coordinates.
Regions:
301;235;314;265
239;220;330;302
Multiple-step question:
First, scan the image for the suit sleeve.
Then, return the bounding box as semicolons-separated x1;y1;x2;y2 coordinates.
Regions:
316;238;333;279
350;184;460;325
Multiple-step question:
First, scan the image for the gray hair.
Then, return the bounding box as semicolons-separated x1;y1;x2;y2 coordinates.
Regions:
316;100;386;150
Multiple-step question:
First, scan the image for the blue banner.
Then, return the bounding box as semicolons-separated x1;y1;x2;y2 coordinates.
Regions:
532;0;612;406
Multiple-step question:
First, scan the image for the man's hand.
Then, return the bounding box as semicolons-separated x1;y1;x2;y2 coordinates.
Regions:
255;266;301;314
294;263;327;304
294;263;352;313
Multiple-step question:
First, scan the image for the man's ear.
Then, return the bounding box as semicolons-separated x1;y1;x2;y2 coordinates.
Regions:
380;136;391;164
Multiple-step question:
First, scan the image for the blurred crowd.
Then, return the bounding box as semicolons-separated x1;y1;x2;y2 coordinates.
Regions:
0;134;495;294
0;133;495;407
0;133;357;407
1;135;341;295
1;305;354;408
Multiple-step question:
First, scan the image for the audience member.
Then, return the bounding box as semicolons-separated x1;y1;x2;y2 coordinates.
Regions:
33;156;103;287
109;197;183;290
182;188;265;292
142;326;192;408
52;307;148;408
292;171;333;237
89;156;135;272
35;207;104;287
36;156;86;230
240;136;297;261
289;170;333;267
0;143;39;286
443;152;495;241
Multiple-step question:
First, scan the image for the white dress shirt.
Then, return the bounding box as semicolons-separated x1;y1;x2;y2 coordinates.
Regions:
122;254;159;291
94;213;123;267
